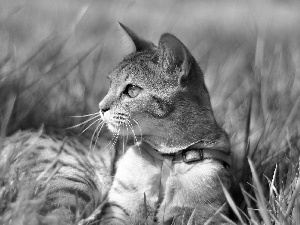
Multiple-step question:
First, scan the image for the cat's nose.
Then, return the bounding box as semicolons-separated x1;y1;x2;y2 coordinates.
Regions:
101;107;110;114
99;102;110;114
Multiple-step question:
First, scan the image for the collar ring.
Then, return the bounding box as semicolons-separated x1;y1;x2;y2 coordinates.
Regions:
182;149;203;163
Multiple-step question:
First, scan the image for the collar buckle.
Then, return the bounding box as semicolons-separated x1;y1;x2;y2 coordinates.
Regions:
182;149;204;163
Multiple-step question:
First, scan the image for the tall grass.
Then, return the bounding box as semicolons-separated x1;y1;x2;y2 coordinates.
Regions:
0;0;300;224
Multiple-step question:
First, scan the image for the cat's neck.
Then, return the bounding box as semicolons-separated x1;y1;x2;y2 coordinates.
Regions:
141;120;227;154
142;135;200;153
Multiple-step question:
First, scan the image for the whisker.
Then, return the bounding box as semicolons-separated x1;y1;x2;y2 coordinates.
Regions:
123;122;130;155
90;121;104;150
132;118;143;141
106;129;118;151
79;119;102;136
125;120;142;154
91;121;103;143
67;114;101;129
91;121;101;141
104;127;118;150
109;135;116;150
111;121;121;149
70;112;100;118
127;120;141;154
125;122;129;146
127;120;138;144
122;123;125;155
92;122;105;152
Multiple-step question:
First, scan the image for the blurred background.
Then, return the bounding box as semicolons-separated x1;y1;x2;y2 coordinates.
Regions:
0;0;300;167
0;1;300;222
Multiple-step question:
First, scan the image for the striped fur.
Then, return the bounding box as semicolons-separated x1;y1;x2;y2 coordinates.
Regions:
0;127;117;224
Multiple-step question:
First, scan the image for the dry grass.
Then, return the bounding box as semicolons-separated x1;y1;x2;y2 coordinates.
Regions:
0;0;300;224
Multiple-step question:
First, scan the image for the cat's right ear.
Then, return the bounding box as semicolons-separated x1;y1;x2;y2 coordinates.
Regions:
156;33;192;85
118;22;155;54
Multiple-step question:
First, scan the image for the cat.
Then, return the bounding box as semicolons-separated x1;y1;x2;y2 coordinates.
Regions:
98;23;231;225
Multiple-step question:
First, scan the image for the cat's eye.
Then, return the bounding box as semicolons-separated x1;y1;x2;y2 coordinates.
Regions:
123;84;141;98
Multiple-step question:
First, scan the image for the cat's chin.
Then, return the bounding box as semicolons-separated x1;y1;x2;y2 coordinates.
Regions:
106;123;119;133
107;123;143;136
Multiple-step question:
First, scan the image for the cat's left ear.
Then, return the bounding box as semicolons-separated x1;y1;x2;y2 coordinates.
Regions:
156;33;192;85
118;22;155;54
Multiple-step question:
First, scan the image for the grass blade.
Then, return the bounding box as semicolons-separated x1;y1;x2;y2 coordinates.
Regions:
248;158;272;225
220;179;245;224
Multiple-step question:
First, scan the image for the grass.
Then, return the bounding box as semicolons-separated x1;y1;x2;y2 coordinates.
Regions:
0;0;300;224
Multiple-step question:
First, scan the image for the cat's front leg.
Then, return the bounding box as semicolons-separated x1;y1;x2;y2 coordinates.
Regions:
100;188;156;225
157;160;231;225
100;146;161;225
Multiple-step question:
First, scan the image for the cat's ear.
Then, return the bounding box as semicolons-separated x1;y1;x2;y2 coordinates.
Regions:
118;22;155;54
156;33;192;84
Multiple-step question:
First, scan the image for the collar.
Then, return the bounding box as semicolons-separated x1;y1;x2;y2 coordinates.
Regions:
138;140;231;168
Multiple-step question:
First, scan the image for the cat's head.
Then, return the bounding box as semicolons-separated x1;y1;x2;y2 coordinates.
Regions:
99;23;228;153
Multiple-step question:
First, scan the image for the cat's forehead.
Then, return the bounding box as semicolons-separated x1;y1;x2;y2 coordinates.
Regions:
108;51;179;92
109;51;157;83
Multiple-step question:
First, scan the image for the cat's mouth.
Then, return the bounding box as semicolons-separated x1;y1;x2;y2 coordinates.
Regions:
103;112;128;131
105;115;143;136
103;112;128;122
